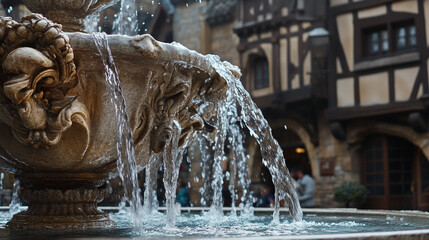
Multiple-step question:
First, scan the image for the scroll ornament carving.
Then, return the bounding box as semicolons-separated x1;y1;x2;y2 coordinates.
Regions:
0;14;89;149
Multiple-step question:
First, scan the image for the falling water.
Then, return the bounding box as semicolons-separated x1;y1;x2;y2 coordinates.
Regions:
205;55;303;222
143;153;161;215
0;173;3;206
207;101;229;218
162;120;185;228
199;78;254;219
90;29;301;228
92;32;143;227
113;0;138;35
9;179;20;214
196;134;213;206
228;120;252;214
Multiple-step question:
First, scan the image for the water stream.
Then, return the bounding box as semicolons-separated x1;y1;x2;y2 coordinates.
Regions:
92;32;143;227
204;55;303;221
162;120;185;228
143;153;161;215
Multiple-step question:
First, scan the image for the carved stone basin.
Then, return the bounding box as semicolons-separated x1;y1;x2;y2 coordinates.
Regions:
0;14;229;229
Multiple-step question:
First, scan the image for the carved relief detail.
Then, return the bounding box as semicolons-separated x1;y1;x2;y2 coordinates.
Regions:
145;62;217;153
0;14;89;149
20;188;105;216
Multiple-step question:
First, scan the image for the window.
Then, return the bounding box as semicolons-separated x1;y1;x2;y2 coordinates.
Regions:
365;27;389;56
252;56;270;90
362;20;417;58
394;22;417;51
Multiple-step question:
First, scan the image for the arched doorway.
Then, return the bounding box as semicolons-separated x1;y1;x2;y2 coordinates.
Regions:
248;125;312;207
272;126;312;176
361;134;429;210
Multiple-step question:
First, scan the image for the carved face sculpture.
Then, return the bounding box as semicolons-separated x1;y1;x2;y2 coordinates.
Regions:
3;48;54;127
0;15;90;154
2;47;59;147
1;46;88;149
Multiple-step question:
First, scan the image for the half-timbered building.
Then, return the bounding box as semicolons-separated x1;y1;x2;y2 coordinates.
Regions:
326;0;429;210
233;0;429;210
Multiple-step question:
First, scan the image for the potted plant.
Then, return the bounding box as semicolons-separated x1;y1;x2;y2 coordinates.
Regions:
334;182;368;208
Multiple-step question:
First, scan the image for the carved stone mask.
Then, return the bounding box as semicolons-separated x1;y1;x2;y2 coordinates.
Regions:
0;15;89;149
3;47;57;130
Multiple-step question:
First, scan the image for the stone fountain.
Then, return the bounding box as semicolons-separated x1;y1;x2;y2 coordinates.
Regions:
1;2;429;239
0;0;232;230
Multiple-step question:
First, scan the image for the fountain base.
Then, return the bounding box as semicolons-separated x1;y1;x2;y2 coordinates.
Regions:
6;173;115;230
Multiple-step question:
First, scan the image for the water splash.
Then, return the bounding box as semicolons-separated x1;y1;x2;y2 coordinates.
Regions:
9;179;21;215
84;13;100;33
92;32;143;227
113;0;138;35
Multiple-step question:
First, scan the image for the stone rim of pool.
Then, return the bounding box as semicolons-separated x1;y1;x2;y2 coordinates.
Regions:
1;207;428;240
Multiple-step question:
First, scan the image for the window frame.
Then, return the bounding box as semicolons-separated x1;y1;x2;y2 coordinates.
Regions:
250;55;270;90
393;20;417;52
356;13;420;62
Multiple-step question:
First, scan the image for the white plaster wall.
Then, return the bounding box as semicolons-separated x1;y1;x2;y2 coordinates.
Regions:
336;58;343;74
394;67;419;102
337;78;355;107
359;72;389;106
280;39;288;91
392;0;419;14
358;5;387;19
336;14;354;71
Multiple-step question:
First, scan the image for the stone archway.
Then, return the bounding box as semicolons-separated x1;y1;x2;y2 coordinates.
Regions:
269;118;318;178
348;121;429;161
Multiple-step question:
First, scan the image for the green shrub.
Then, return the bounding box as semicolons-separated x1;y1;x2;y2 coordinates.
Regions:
334;182;368;208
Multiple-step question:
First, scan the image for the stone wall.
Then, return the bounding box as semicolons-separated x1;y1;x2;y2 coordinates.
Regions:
173;2;206;52
312;113;360;207
209;22;240;66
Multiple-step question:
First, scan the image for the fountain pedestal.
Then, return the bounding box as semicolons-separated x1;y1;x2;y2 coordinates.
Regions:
7;173;114;230
22;0;118;32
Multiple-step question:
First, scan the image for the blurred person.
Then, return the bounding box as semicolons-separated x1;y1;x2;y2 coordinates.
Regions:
291;168;315;208
177;182;190;207
257;184;275;207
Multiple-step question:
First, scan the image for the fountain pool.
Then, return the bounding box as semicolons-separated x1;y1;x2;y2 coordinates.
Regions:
0;208;428;239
